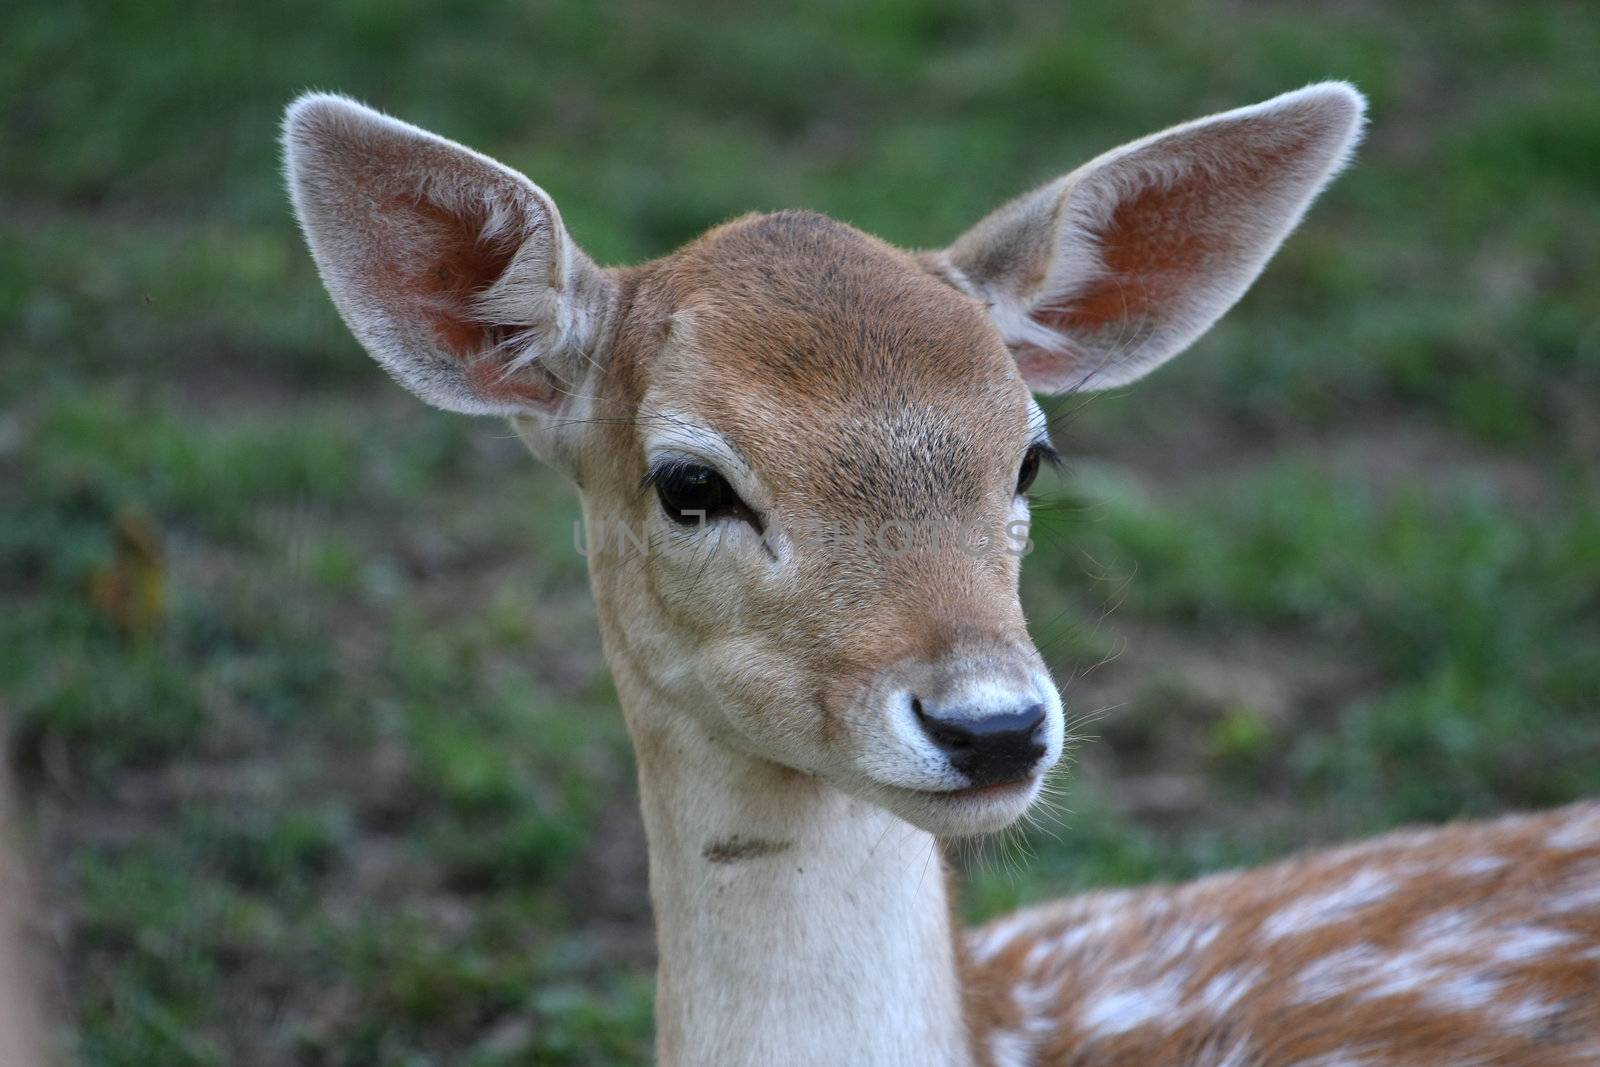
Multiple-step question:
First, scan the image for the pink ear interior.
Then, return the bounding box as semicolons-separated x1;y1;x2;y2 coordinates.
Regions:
1036;126;1317;343
370;194;563;408
394;195;522;358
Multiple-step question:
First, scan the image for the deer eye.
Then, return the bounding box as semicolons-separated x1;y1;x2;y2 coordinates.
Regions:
1016;445;1046;496
647;461;761;530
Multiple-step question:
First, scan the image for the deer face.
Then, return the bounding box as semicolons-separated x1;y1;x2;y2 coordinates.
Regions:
283;84;1363;836
567;212;1064;834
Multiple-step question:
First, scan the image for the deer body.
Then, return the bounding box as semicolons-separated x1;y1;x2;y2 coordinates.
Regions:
283;84;1600;1065
966;803;1600;1066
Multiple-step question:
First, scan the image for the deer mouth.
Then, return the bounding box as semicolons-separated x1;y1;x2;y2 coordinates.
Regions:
869;773;1045;836
943;778;1038;800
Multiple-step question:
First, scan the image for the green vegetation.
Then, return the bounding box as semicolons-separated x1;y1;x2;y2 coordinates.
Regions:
3;1;1597;1062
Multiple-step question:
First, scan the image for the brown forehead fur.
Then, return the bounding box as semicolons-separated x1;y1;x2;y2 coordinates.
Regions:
600;211;1033;524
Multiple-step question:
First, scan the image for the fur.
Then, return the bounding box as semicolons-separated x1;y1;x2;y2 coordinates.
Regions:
282;85;1600;1067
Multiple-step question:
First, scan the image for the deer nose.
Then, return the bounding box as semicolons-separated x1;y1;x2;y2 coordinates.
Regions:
913;697;1047;787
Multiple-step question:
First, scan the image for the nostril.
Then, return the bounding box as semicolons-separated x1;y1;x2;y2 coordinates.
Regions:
913;695;973;751
1020;702;1046;738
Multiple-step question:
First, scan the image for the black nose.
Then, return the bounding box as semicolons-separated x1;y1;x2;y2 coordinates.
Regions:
913;698;1047;787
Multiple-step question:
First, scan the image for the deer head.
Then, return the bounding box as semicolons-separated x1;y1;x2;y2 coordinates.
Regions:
283;84;1364;839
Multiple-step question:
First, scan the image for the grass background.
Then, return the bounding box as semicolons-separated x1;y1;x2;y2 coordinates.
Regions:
2;0;1598;1062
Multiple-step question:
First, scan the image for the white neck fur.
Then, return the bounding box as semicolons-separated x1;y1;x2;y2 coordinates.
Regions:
623;695;972;1067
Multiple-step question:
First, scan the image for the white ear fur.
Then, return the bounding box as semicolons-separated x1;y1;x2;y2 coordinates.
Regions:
932;82;1366;393
282;93;614;417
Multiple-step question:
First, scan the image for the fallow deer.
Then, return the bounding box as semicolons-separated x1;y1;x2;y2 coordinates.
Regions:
283;84;1600;1066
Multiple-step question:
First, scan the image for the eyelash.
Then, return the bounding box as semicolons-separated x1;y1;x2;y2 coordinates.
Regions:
1017;442;1059;496
643;459;765;533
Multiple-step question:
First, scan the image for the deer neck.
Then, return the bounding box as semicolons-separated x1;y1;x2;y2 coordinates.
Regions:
613;674;973;1067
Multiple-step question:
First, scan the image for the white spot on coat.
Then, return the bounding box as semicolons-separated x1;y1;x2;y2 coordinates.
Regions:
1261;869;1397;940
988;1029;1033;1067
1078;975;1183;1037
1548;810;1600;850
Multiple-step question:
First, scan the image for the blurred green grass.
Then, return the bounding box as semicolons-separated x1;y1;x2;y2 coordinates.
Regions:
2;1;1598;1063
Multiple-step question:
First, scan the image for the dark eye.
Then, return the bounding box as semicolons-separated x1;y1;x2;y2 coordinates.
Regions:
1016;445;1045;496
648;462;760;530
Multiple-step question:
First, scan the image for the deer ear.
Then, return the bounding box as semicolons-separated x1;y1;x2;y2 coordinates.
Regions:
282;94;614;417
928;83;1365;394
